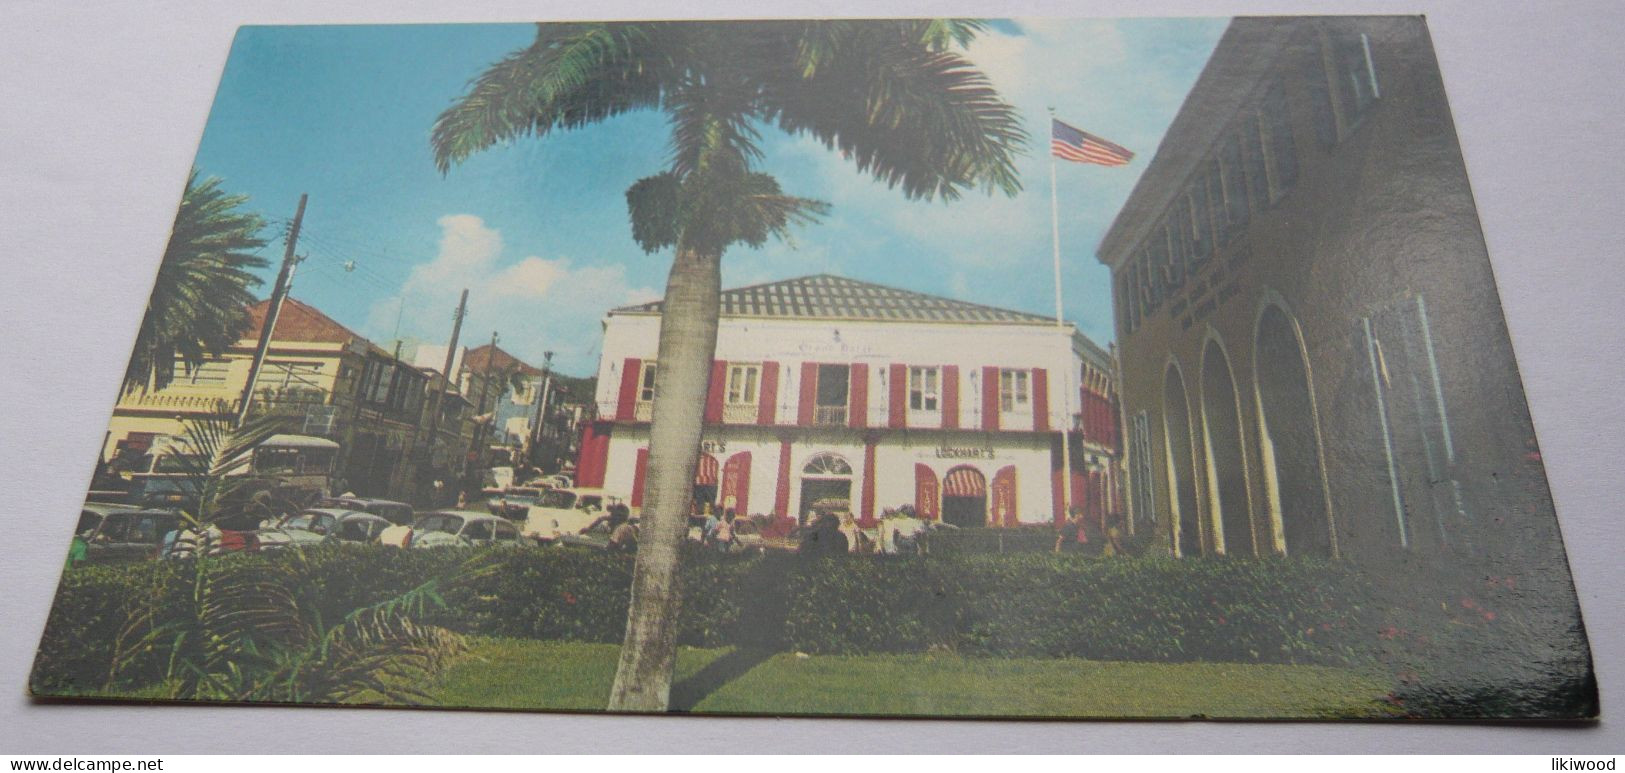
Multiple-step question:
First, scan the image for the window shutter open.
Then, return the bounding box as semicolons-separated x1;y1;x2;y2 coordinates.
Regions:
982;366;1000;431
758;361;779;426
888;363;907;428
797;362;817;426
1032;367;1049;432
849;363;868;428
942;365;960;429
615;358;642;421
705;360;726;423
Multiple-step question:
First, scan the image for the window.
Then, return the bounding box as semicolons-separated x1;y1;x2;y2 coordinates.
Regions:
908;367;940;411
1189;182;1213;263
638;362;658;402
726;363;760;405
1261;83;1299;199
1241;115;1270;208
1144;245;1164;311
1333;30;1379;121
815;364;849;407
1219;135;1250;235
999;369;1030;413
1130;411;1156;526
1204;162;1226;247
814;364;850;425
1159;224;1183;290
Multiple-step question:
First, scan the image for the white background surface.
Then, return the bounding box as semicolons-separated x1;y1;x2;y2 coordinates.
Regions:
2;0;1621;754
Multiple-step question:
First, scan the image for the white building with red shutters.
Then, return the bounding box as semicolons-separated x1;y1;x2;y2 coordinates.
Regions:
574;274;1122;530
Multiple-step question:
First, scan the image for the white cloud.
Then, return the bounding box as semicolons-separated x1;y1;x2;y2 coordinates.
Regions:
365;214;659;375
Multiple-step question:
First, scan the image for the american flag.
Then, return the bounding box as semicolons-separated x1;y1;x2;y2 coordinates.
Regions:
1051;118;1134;166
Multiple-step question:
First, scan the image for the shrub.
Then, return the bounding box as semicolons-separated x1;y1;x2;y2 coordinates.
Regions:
32;543;1594;719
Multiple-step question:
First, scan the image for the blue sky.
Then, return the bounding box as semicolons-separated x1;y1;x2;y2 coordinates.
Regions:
192;19;1227;376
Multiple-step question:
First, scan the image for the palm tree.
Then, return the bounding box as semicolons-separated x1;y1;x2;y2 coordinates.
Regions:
432;19;1025;711
124;170;269;394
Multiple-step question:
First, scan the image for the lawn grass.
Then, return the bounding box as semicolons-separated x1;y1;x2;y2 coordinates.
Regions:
426;637;1400;719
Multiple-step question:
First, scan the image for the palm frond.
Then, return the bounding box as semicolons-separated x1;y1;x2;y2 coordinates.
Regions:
168;402;291;524
431;23;689;174
761;22;1028;202
125;170;268;394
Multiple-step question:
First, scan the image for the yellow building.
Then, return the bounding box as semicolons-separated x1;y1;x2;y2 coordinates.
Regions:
103;297;465;502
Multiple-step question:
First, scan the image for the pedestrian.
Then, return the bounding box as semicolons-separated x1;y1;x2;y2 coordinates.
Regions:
800;512;848;558
606;503;637;553
1055;508;1086;553
713;509;738;554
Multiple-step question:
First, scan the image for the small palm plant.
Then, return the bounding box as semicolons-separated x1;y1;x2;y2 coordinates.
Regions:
105;402;476;704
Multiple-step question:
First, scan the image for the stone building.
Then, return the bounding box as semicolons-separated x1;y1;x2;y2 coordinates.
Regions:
1098;17;1558;562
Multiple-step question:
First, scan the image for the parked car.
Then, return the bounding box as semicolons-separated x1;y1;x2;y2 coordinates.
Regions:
486;486;549;520
404;510;524;549
314;496;414;526
257;508;393;550
74;504;186;563
521;488;625;543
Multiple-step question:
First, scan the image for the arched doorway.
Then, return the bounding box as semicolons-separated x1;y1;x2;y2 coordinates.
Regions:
1201;339;1254;556
798;452;853;525
942;466;988;528
1164;363;1202;557
1254;304;1333;556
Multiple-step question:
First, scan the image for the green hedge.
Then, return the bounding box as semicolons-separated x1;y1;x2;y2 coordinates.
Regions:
31;544;1595;718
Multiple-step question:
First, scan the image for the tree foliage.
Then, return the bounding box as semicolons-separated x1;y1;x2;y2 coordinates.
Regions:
125;171;269;394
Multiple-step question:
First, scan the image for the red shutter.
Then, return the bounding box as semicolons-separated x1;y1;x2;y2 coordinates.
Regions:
773;440;793;518
574;422;611;488
1032;367;1049;432
849;363;868;429
798;362;817;426
914;463;940;520
888;363;908;428
615;357;642;421
705;360;727;423
982;366;1001;431
721;452;751;515
859;440;878;527
757;361;779;426
942;365;960;429
992;465;1018;527
630;448;649;508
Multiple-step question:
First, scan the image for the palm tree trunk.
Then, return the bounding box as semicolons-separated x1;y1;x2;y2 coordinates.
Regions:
607;242;721;712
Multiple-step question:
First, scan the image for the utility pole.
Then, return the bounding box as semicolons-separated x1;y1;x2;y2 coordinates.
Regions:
236;194;308;427
468;331;499;463
530;350;554;469
420;289;468;492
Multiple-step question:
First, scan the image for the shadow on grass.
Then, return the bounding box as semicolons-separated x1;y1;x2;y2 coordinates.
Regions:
669;647;776;712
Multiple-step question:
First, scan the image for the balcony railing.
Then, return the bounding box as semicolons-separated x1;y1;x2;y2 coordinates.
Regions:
117;392;236;413
813;405;847;426
634;401;653;422
721;403;759;424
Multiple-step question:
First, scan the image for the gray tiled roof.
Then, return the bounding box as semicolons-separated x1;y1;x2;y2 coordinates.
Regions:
612;274;1059;325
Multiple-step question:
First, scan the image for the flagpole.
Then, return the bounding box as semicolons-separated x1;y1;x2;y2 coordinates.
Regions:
1049;110;1074;528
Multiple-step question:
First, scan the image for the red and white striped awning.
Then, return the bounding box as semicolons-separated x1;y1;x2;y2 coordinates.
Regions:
695;454;719;486
942;467;986;498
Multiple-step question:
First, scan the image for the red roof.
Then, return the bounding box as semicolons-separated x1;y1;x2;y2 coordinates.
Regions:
464;344;544;377
243;297;367;346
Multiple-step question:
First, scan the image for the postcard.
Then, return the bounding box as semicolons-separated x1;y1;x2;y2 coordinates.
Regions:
29;16;1596;720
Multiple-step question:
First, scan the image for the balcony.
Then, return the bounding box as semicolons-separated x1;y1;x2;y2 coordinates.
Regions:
813;405;847;427
722;403;759;424
635;401;653;422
